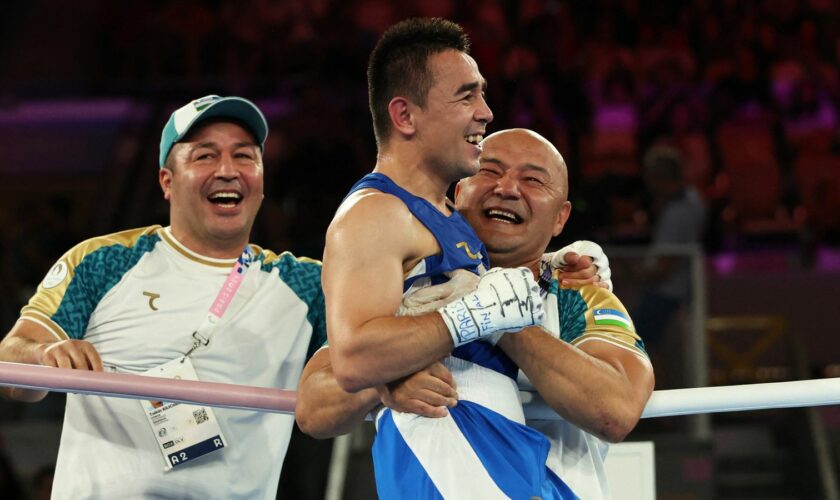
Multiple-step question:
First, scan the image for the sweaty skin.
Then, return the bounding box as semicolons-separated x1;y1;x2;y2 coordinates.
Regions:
323;49;494;393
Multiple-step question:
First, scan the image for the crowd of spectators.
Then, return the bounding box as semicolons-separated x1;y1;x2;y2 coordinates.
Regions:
3;0;839;250
94;0;840;248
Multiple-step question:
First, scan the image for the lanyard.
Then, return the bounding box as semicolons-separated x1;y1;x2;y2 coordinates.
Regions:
182;246;255;361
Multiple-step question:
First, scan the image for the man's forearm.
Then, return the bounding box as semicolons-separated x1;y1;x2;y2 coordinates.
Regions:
329;313;453;392
331;266;545;392
296;363;380;439
0;332;46;365
499;328;652;442
0;332;48;401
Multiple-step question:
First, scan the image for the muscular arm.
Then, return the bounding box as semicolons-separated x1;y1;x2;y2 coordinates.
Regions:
296;347;459;439
499;329;654;443
0;320;103;402
296;348;380;439
324;193;454;392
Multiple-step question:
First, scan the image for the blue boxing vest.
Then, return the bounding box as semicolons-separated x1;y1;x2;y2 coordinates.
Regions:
348;172;577;500
346;173;518;378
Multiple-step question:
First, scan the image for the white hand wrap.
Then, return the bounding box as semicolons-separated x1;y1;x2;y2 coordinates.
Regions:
398;270;480;316
437;267;544;347
543;240;613;291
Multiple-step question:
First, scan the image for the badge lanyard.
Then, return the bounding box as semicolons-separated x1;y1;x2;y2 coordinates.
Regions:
182;245;255;361
139;245;256;471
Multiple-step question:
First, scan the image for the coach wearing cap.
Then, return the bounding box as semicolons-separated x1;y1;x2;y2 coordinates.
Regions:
0;95;327;499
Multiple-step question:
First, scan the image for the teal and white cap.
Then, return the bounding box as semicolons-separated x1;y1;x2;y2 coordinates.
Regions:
159;95;268;167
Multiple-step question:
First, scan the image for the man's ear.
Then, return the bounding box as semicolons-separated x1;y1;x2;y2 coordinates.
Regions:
388;97;416;138
553;201;572;237
159;168;173;201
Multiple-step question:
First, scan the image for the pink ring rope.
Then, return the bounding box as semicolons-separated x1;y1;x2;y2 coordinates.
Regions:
0;361;297;413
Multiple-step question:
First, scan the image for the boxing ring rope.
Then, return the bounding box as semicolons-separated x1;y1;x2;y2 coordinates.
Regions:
4;361;839;499
0;362;296;413
2;361;840;419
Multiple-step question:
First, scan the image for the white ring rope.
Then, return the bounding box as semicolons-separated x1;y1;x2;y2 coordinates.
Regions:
1;362;839;418
523;377;840;419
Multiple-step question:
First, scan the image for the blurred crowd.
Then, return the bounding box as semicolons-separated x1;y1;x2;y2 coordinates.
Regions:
89;0;840;249
2;0;839;248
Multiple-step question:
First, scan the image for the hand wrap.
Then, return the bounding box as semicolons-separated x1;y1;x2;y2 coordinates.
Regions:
437;267;543;347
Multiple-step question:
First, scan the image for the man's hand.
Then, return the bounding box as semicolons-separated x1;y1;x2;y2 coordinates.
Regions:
40;339;104;371
438;267;543;347
556;253;605;288
0;322;104;402
378;361;458;418
543;240;612;291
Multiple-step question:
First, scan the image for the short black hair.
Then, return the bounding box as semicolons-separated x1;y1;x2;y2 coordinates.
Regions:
367;17;471;147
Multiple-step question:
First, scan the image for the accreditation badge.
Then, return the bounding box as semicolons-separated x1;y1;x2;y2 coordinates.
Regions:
139;357;228;471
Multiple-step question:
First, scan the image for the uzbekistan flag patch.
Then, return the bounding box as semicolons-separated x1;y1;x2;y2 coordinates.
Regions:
593;308;632;331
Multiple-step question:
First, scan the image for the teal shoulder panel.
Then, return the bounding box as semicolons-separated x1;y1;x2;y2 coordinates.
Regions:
53;233;160;339
264;252;326;360
554;286;589;344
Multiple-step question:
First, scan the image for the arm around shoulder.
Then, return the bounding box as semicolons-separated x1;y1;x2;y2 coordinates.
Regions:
499;282;654;442
501;328;653;442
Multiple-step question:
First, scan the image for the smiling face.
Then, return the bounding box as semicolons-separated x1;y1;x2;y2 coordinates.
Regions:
412;49;494;183
159;120;264;258
455;129;571;270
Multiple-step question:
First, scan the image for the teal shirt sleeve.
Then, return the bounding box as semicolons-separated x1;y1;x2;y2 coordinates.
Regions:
271;253;327;361
21;228;160;340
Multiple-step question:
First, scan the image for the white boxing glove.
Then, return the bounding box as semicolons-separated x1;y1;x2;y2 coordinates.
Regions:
438;267;544;347
542;240;613;291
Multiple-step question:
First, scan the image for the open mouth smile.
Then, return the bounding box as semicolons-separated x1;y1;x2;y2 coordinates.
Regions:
465;134;484;146
208;191;243;208
484;208;523;224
